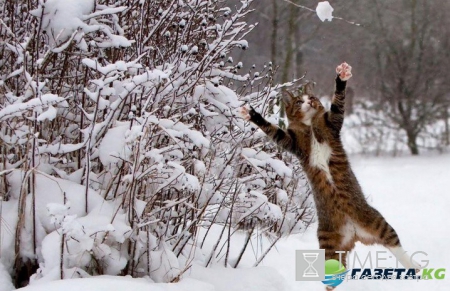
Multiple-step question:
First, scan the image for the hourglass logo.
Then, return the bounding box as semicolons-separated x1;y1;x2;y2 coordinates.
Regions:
296;250;325;281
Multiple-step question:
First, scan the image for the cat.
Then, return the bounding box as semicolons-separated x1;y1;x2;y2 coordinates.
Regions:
240;63;420;280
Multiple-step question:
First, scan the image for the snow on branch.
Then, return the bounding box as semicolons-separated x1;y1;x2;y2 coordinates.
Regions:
0;0;313;286
0;94;68;121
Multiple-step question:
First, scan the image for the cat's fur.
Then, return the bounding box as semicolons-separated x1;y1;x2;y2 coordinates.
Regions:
240;63;420;273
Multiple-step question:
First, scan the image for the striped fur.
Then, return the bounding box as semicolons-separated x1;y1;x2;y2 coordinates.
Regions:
242;63;420;273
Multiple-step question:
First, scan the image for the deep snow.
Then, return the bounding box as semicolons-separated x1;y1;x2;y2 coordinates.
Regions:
16;153;450;290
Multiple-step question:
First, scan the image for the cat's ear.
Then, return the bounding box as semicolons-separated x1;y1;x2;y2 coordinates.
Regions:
281;91;295;105
303;82;315;96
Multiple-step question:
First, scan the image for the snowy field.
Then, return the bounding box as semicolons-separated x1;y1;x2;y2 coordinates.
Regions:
259;153;450;291
17;153;450;291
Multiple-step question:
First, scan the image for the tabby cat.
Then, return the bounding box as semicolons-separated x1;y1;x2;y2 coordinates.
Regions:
240;63;420;278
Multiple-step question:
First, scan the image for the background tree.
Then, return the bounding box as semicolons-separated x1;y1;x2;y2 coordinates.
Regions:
238;0;450;155
369;0;450;155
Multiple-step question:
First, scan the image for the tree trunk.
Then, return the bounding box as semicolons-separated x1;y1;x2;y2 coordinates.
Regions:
279;1;297;129
444;106;449;146
406;130;419;155
270;0;278;67
345;87;355;115
268;0;278;114
281;5;296;84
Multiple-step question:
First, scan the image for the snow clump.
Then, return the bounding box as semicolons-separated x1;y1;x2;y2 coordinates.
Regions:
316;1;334;22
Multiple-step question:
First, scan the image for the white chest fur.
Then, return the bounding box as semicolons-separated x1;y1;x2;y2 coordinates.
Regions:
310;135;333;182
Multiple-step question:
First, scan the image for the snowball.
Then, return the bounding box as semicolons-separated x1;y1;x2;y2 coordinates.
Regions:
316;1;334;22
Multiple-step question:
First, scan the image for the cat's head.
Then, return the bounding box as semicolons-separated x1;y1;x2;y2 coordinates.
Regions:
282;91;324;125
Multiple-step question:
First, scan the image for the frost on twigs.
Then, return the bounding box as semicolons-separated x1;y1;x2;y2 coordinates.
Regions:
0;0;313;286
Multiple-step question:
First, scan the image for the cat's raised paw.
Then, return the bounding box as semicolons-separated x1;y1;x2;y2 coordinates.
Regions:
336;62;352;81
239;105;251;121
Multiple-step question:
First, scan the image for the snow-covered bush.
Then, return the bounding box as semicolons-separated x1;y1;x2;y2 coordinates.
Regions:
0;0;313;286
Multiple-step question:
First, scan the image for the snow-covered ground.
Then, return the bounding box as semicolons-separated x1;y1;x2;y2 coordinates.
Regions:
17;153;450;291
259;153;450;291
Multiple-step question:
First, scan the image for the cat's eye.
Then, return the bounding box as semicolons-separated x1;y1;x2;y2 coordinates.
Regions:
296;100;303;105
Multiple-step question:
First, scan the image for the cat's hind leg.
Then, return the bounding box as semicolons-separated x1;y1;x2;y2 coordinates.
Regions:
387;245;422;272
319;231;355;291
354;207;421;271
318;230;348;267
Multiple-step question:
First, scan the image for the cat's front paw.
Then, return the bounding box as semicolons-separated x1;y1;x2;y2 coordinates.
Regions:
239;104;252;121
336;62;352;81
